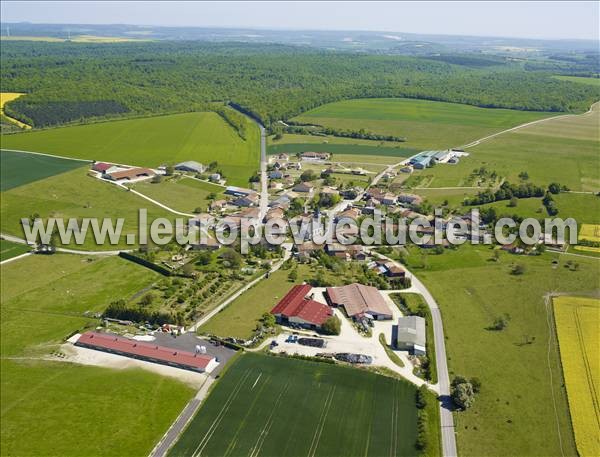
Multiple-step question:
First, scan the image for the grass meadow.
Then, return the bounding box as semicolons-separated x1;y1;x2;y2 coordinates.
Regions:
0;111;260;186
0;239;30;261
0;149;89;191
1;168;173;250
553;296;600;457
169;352;429;457
198;266;301;339
0;254;194;456
400;244;600;456
553;75;600;87
292;98;554;150
132;176;224;214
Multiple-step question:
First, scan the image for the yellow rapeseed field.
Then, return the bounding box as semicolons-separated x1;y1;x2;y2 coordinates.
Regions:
0;92;31;129
553;296;600;457
575;224;600;253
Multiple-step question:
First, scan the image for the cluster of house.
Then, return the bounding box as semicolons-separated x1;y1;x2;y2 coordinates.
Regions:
92;162;157;182
270;283;426;355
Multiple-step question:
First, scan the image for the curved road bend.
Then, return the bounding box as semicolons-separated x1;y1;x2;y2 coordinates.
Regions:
370;250;458;457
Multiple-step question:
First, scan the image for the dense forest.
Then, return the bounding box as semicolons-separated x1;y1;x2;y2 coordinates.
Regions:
1;41;598;127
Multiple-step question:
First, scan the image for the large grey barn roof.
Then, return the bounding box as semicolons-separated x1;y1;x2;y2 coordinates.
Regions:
396;316;426;348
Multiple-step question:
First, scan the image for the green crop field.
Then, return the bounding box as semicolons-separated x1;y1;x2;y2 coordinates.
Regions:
0;149;89;191
170;352;431;457
0;239;30;261
292;98;554;150
1;168;173;250
400;244;600;456
1;254;194;456
132;177;224;214
0;112;260;186
554;75;600;87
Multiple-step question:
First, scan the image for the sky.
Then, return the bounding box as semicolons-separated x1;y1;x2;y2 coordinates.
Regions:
1;1;598;41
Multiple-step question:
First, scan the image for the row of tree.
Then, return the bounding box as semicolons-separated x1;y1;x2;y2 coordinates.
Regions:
2;41;598;128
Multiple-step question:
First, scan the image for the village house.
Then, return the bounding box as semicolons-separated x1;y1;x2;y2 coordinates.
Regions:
293;182;315;194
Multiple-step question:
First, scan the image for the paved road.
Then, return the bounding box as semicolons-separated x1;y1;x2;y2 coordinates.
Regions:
0;233;131;256
459;101;598;149
149;376;216;457
258;124;269;221
370;250;458;457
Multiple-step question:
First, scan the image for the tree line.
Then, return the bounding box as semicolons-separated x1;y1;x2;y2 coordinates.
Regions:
1;41;598;128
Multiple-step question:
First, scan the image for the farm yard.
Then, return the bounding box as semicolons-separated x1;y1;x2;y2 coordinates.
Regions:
0;111;260;186
553;296;600;457
0;149;89;191
0;253;195;456
169;352;433;457
291;98;555;150
400;243;600;457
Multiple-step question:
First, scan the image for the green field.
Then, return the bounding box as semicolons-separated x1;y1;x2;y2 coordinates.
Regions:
199;267;301;339
1;168;173;250
170;352;430;457
0;239;30;261
473;193;600;225
554;75;600;87
132;177;224;214
0;112;260;186
268;141;418;159
402;244;600;456
292;98;554;150
1;254;194;456
0;149;89;191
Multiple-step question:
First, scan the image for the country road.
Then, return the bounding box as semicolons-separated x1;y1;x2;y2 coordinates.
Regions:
370;250;458;457
459;100;599;149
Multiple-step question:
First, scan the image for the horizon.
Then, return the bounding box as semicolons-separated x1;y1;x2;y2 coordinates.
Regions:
1;1;598;41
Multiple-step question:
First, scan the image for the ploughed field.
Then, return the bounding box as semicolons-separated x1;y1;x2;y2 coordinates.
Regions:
170;352;421;457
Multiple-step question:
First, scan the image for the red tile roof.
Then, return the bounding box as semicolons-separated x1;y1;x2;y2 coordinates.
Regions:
108;167;155;180
76;332;214;371
271;284;332;326
93;162;113;172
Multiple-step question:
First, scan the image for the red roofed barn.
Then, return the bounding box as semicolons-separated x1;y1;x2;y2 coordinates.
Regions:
271;284;333;329
75;332;217;373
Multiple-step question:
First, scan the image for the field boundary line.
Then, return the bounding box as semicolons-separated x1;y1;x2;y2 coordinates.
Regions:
545;295;566;457
0;148;92;163
192;369;253;457
0;252;32;265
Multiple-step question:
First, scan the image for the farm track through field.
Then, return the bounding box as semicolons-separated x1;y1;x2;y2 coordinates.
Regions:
191;369;253;457
307;385;337;457
248;380;291;457
545;295;566;457
460;101;599;149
